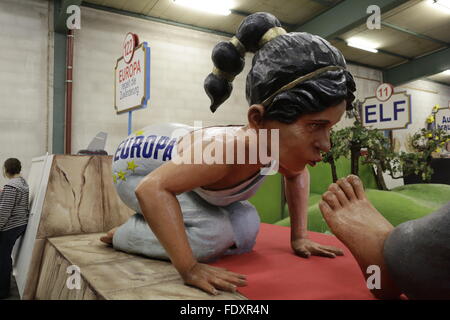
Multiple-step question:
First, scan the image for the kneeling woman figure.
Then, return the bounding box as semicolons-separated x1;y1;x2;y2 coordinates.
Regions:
102;12;356;295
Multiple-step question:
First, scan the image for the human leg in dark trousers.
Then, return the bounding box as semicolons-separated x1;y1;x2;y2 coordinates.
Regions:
0;224;27;298
319;175;450;299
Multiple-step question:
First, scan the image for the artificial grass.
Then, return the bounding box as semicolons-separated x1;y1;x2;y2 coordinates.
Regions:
276;184;450;234
275;192;331;234
251;157;380;224
389;183;450;210
248;173;283;224
308;157;378;194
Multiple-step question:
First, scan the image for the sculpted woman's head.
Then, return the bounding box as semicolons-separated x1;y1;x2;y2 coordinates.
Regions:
204;12;356;173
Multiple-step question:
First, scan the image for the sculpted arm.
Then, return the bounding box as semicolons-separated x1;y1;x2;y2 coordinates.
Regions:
135;160;246;294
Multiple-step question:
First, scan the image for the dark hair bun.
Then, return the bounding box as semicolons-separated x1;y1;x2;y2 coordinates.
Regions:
204;73;233;112
212;42;245;75
204;12;282;112
236;12;282;53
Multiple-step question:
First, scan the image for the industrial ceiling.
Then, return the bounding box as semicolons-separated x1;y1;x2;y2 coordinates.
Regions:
66;0;450;86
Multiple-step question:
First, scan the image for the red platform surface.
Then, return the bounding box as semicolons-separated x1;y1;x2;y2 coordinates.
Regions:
211;223;376;300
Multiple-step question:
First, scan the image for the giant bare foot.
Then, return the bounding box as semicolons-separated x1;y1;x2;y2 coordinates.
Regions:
318;175;402;299
100;227;118;245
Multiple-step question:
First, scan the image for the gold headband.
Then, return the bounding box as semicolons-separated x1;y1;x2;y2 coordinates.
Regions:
259;27;287;48
261;66;345;107
212;66;235;82
230;36;246;57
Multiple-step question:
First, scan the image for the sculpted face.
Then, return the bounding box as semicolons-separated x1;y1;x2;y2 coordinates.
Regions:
249;100;346;175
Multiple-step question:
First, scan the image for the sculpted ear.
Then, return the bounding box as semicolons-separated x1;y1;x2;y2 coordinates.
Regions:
247;104;265;128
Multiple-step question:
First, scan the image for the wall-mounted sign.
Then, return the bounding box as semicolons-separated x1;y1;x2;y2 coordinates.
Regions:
123;32;138;64
435;106;450;133
375;83;394;102
362;87;411;130
114;33;150;114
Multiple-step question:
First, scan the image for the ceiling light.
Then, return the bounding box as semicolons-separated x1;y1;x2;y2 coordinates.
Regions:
442;69;450;76
172;0;232;15
346;38;379;53
428;0;450;13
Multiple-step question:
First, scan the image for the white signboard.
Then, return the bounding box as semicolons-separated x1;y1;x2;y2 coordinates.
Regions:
114;38;150;114
362;91;411;130
435;107;450;133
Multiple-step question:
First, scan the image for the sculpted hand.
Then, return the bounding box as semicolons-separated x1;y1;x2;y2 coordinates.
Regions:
181;262;247;295
292;238;344;258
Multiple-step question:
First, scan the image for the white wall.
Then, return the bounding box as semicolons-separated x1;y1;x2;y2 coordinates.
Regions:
0;0;51;187
72;6;252;156
1;2;448;190
72;7;392;157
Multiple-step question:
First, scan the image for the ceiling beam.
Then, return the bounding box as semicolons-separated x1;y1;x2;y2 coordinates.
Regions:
55;0;83;33
230;9;297;30
346;60;383;71
381;22;450;47
309;0;339;7
383;47;450;85
296;0;410;39
81;2;234;38
82;3;297;38
305;0;449;47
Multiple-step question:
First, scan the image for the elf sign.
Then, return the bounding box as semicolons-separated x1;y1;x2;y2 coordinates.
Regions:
114;33;150;114
362;83;411;130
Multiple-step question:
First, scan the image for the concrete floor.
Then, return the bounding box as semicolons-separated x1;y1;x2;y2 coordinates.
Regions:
1;275;20;300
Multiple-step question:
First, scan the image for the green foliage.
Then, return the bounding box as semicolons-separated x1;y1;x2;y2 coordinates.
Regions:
323;103;394;189
394;127;450;181
323;102;450;185
395;105;450;182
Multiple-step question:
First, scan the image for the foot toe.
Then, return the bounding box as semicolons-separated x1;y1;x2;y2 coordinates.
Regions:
328;183;350;206
100;235;113;245
346;175;366;200
322;191;342;210
319;200;333;217
337;178;357;201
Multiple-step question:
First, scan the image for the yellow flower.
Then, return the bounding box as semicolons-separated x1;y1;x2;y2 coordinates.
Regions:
435;148;442;153
432;105;440;112
427;133;433;138
426;115;435;123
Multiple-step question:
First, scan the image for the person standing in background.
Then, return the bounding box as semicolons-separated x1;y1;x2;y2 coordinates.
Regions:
0;158;29;299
